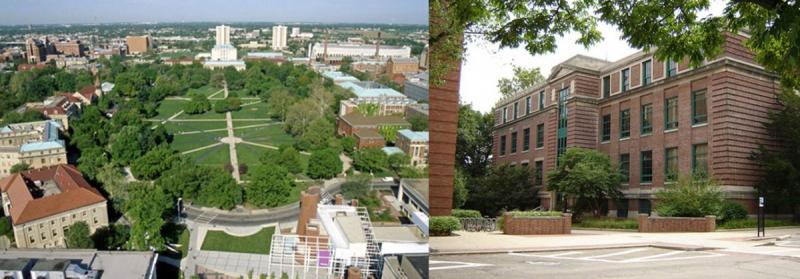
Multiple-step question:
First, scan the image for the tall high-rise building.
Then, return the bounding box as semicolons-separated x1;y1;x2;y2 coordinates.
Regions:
272;25;288;50
215;25;231;45
25;38;46;63
291;27;300;37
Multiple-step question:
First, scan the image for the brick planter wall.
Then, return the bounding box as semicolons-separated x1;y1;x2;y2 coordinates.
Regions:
637;214;716;232
503;213;572;235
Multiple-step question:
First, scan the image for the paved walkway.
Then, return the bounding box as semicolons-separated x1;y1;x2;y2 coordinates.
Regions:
182;142;224;155
222;81;242;183
430;227;800;255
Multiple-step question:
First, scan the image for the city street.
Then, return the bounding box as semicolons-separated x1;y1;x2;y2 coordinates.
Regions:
431;246;800;278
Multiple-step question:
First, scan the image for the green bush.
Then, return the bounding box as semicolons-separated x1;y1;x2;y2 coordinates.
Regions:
718;201;748;224
655;175;724;217
574;218;638;230
430;216;461;236
451;209;482;218
0;217;12;239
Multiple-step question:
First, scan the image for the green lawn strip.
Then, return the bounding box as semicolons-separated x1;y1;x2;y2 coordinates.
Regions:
184;144;231;166
235;124;295;147
230;102;270;119
178;229;189;259
163;121;228;133
236;143;264;180
718;218;800;230
170;130;229;152
174;110;227;120
200;226;275;254
153;99;189;120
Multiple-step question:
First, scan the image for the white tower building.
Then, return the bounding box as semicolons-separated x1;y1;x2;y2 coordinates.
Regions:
272;25;288;50
215;25;231;45
205;25;245;71
291;27;300;38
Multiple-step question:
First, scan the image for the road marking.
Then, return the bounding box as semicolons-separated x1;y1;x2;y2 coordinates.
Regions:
430;260;492;271
621;251;685;262
526;261;559;266
580;248;649;259
631;253;725;263
544;251;582;257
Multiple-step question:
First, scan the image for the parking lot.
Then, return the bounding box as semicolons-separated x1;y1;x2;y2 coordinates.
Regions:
431;246;800;278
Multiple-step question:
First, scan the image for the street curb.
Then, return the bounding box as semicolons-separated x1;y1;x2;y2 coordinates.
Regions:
430;242;713;256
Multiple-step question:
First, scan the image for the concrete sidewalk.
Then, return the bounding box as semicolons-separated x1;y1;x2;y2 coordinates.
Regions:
430;227;800;255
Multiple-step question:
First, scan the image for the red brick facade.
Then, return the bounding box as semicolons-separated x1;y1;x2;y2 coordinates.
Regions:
638;214;716;233
503;213;572;235
492;33;780;215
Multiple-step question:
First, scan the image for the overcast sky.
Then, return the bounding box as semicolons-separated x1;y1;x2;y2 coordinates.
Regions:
460;0;726;113
0;0;428;25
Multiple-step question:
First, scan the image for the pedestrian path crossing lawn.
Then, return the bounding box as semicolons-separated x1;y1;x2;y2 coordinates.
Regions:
164;121;228;134
184;144;231;166
175;110;227;120
171;131;229;152
230;102;270;119
152;99;188;120
235;124;295;147
188;86;223;97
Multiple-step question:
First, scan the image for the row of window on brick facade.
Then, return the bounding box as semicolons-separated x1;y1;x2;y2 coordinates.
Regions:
619;144;709;185
601;89;707;142
502;59;681;125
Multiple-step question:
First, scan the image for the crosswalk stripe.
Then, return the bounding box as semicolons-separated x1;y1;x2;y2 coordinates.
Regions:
580;248;649;259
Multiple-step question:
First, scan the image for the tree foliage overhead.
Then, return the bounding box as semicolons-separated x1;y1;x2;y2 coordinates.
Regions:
307;148;342;179
497;65;544;97
456;104;494;177
547;148;623;217
245;162;296;208
124;182;173;251
65;221;94;249
353;148;388;174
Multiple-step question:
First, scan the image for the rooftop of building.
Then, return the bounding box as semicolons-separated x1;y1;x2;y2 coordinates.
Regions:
322;71;360;81
246;52;283;58
401;179;429;206
0;164;106;225
397;129;428;142
339;113;410;127
313;42;410;50
382;146;404;156
339;81;406;99
203;60;246;65
0;249;156;279
31;259;69;272
336;215;367;244
0;258;30;271
372;225;426;243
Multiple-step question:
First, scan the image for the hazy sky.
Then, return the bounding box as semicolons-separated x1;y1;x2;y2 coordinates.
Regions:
460;0;726;113
0;0;428;25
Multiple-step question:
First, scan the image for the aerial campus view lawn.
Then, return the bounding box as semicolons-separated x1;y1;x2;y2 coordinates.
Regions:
201;226;276;254
147;86;302;171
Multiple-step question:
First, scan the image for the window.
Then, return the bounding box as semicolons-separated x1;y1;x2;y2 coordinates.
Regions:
620;154;630;183
641;104;653;135
666;60;677;77
523;128;531;151
642;60;652;86
665;147;678;181
513;102;519;120
693;144;708;176
692;90;707;125
621;68;630;92
534;161;544;186
521;162;529;168
500;135;507;156
536;123;544;148
526;96;532;114
538;90;545;110
502;107;508;123
510;132;518;153
557;88;570;160
641;151;653;183
620;109;631;138
601;114;611;142
665;97;679;130
603;76;611;98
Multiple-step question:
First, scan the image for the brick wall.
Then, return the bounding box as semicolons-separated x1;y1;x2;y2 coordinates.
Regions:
503;213;572;235
637;214;715;232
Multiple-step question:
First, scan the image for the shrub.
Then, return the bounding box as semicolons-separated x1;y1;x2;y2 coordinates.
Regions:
655;175;724;217
718;201;748;224
718;218;798;230
574;217;638;230
430;216;461;236
451;209;482;218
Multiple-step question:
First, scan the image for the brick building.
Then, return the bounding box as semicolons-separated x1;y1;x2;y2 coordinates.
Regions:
337;113;410;137
353;129;386;149
0;165;108;248
126;35;151;55
0;120;68;178
396;129;429;168
491;33;779;216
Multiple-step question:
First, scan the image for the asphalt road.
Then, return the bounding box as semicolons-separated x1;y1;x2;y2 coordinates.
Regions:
431;246;800;279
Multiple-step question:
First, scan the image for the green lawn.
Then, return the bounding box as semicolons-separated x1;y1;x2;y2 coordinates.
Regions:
201;226;275;254
170;130;228;152
153;99;188;120
163;121;228;133
175;110;227;120
230;102;271;119
178;229;189;259
188;86;223;97
184;144;231;166
235;124;295;147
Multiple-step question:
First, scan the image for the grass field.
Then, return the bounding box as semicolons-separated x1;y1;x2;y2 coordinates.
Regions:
178;229;189;259
235;124;295;147
230;102;271;119
159;50;196;59
200;226;275;254
163;121;228;133
188;86;223;97
184;144;231;166
152;99;188;120
170;130;228;152
174;110;227;120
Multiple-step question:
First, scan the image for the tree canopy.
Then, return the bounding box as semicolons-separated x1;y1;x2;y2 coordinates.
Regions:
307;148;342;179
464;163;537;216
245;162;295;208
547;148;623;217
497;65;544;97
65;221;94;249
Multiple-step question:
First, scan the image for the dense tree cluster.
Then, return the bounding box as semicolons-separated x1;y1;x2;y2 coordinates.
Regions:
65;221;94;249
353;148;388;174
0;66;94;116
183;93;212;114
307;148;342;179
245;162;295;208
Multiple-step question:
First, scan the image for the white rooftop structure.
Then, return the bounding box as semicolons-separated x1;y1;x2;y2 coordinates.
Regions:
205;25;245;71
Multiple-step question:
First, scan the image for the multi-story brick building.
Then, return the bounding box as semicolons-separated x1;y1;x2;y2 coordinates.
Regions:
25;38;47;63
0;164;108;248
396;129;429;168
337;113;410;138
126;35;151;55
0;120;68;178
491;33;779;216
337;81;416;117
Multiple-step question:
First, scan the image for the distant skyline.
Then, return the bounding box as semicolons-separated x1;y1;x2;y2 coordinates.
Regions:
0;0;428;26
